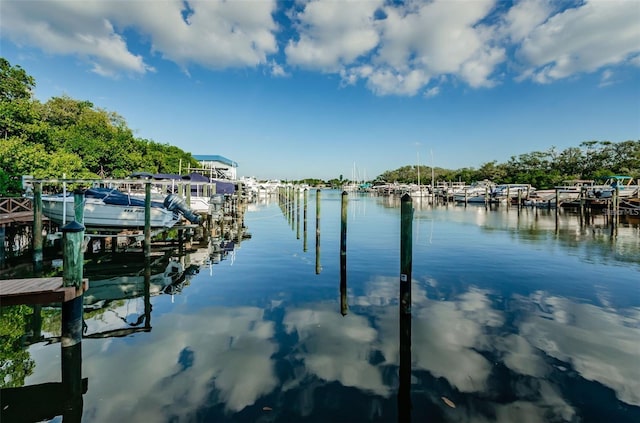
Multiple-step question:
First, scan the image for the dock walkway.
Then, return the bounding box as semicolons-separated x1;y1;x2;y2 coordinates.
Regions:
0;277;86;306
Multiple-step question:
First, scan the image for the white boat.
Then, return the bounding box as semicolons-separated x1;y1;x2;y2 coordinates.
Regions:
591;176;639;199
453;180;494;203
40;187;200;229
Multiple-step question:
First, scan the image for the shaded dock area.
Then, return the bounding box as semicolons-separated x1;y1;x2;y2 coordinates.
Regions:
0;276;86;306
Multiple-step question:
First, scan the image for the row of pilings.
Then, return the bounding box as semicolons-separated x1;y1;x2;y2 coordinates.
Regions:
0;179;247;271
277;188;414;421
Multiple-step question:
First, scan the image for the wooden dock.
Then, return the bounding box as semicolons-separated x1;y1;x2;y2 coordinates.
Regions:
0;277;87;306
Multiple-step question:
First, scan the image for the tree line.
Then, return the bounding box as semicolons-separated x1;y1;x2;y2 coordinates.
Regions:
0;58;199;196
376;141;639;189
2;57;638;195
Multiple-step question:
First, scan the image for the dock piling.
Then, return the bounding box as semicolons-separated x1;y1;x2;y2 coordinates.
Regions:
340;191;348;316
33;181;43;270
144;181;151;258
303;189;308;252
398;193;413;421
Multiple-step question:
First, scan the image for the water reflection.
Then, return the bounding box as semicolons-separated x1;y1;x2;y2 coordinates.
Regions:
3;191;639;422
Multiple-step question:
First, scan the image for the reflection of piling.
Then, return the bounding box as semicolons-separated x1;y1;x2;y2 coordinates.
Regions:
33;181;43;269
398;193;413;422
303;189;308;252
144;181;151;258
144;256;152;330
315;189;321;274
340;191;348;316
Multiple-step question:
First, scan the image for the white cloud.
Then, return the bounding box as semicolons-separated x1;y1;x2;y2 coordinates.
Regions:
1;0;638;94
135;0;279;69
1;1;152;77
285;0;383;71
516;0;640;83
500;0;555;43
1;0;278;76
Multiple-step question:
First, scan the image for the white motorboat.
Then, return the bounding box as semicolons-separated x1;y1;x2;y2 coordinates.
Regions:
40;187;200;229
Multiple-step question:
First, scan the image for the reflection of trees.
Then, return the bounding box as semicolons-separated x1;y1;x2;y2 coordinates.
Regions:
0;305;35;387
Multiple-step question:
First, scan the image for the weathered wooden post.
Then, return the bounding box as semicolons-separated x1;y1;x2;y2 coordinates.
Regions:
33;181;43;270
315;189;321;275
303;188;308;252
185;182;191;212
61;192;85;419
340;191;348;316
398;193;413;422
400;193;413;314
610;187;619;237
579;187;585;226
291;187;296;231
144;181;151;259
517;189;522;209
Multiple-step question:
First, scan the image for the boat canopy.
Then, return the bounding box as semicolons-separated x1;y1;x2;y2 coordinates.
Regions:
85;187;165;208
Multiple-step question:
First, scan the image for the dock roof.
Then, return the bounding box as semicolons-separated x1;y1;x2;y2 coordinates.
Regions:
193;155;238;168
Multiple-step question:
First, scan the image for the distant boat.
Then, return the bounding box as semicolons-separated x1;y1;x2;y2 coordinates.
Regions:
453;180;494;203
40;187;201;229
491;184;534;204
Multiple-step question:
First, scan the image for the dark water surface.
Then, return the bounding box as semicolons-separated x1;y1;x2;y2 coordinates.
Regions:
4;190;640;422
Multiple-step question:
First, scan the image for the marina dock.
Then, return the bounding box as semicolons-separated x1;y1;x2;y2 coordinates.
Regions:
0;276;87;306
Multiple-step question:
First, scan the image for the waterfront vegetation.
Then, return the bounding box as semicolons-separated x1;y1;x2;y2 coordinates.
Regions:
2;57;639;196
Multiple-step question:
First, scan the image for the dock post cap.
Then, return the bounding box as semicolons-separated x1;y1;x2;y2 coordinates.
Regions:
61;220;85;233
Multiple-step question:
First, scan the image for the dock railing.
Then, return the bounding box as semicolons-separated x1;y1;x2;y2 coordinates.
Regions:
0;197;33;214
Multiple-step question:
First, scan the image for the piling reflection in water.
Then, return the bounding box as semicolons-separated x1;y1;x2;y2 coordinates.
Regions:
340;191;348;317
316;189;321;274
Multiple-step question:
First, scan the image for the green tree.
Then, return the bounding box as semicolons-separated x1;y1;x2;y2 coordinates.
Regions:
0;57;39;140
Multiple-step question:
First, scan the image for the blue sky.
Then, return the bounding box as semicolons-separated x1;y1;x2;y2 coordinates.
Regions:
1;0;639;181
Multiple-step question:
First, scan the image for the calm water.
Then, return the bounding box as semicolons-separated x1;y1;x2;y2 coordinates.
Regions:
3;190;640;422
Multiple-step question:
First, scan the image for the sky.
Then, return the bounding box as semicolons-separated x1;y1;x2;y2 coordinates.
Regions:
1;0;639;181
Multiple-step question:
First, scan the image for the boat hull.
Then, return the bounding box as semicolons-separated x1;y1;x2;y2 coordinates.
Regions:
42;196;180;229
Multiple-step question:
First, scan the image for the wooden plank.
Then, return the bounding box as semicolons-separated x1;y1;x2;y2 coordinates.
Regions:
1;277;64;295
0;278;88;306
